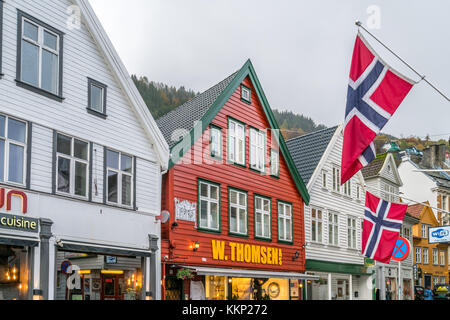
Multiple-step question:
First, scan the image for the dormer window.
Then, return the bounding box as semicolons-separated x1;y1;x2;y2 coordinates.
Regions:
241;85;251;104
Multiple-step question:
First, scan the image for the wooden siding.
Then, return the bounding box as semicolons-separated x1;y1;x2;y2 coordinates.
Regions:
161;76;306;273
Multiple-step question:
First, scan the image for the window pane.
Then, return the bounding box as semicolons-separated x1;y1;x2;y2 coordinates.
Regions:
230;207;237;232
21;40;39;86
121;154;132;173
90;84;104;112
8;119;26;143
106;150;119;169
210;202;218;228
230;191;237;205
57;134;71;155
286;219;291;240
279;218;285;239
122;174;132;206
74;161;87;196
8;144;24;184
74;139;88;160
256;198;261;210
57;157;70;193
256;213;262;236
200;183;208;198
41;50;59;94
263;216;270;237
210;186;218;200
0;140;4;181
239;193;246;206
0;116;5;137
239;208;246;233
107;170;118;203
43;31;58;50
200;200;208;227
263;199;269;212
23;21;38;41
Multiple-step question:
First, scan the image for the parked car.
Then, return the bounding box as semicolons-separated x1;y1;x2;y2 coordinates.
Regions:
433;284;450;300
414;286;424;300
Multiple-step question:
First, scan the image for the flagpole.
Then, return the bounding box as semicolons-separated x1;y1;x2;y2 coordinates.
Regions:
355;20;450;103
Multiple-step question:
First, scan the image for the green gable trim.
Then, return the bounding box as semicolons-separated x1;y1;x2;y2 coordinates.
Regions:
168;59;310;205
306;259;371;275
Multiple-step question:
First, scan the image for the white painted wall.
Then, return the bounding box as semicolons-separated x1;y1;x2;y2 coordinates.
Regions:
398;159;436;208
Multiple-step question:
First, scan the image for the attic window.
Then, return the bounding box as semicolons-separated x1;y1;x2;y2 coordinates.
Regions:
241;85;251;103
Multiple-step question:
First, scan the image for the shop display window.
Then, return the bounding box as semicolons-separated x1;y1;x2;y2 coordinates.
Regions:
0;245;30;300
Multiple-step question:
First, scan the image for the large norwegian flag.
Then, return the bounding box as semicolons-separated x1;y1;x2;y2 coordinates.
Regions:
362;192;408;263
341;32;415;184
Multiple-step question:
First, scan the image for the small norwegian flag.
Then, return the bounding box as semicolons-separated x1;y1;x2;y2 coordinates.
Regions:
362;192;408;264
341;32;415;184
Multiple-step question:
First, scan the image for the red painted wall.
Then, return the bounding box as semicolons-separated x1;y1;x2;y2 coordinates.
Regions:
161;76;305;274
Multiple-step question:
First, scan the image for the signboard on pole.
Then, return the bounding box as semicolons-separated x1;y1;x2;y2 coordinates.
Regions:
428;226;450;244
391;237;410;262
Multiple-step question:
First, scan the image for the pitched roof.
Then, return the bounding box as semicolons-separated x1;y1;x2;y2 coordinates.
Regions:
286;126;338;185
154;59;310;204
156;72;238;148
76;0;169;169
406;203;425;219
361;153;387;179
408;159;450;189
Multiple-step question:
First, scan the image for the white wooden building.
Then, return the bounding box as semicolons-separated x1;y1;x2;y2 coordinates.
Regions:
287;125;372;300
0;0;168;300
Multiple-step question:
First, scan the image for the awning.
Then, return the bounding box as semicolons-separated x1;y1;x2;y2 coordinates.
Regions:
177;265;319;280
59;241;152;257
0;235;39;247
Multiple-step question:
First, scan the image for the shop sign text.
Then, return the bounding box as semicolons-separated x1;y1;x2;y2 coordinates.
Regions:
0;212;38;233
0;188;28;214
211;240;282;266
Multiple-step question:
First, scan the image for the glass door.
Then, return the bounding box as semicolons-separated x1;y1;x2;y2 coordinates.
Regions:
101;275;124;300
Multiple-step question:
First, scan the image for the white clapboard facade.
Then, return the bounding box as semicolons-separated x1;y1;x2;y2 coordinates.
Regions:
287;125;372;300
0;0;168;300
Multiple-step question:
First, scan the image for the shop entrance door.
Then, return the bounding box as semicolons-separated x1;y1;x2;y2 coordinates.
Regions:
424;275;432;289
336;280;346;300
101;275;124;300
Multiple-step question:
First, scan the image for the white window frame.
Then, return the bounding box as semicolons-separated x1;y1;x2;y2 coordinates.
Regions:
332;166;340;193
415;247;422;264
439;250;445;266
241;85;251;103
433;248;439;265
356;184;361;200
249;128;265;173
229;188;247;236
0;115;28;186
421;224;428;239
278;201;293;242
105;149;134;208
322;170;327;189
328;211;339;246
198;180;220;231
255;195;271;239
210;126;222;159
20;17;60;94
55;133;90;199
311;207;323;243
347;216;357;249
270;149;279;177
423;248;429;264
343;180;351;197
228;118;246;166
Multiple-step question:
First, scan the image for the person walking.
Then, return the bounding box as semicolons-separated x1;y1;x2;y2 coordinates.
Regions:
424;286;433;300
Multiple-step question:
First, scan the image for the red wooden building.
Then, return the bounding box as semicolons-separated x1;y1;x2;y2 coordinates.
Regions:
156;60;316;300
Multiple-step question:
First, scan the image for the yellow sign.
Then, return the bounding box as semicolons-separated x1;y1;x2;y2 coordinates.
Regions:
211;240;282;266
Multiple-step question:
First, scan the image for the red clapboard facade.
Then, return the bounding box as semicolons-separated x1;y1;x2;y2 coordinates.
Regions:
157;60;314;300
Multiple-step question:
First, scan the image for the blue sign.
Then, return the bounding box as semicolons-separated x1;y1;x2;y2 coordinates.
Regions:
391;237;410;262
429;226;450;244
61;260;71;274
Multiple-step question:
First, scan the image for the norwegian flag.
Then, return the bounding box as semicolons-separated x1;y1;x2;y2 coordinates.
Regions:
341;32;415;184
362;192;408;263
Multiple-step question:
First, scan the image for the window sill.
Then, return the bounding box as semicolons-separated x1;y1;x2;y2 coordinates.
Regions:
87;108;108;119
197;227;222;235
15;80;64;102
0;181;28;190
240;98;251;105
254;236;272;243
278;239;294;245
270;174;280;180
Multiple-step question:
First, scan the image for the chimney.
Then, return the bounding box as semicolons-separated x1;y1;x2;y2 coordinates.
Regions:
421;144;446;168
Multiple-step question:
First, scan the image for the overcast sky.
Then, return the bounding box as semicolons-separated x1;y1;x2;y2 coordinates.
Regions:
89;0;450;139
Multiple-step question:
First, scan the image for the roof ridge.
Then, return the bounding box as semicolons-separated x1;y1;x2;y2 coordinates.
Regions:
286;125;338;142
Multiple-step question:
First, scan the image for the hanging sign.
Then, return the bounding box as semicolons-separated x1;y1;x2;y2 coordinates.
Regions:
428;226;450;244
174;198;197;227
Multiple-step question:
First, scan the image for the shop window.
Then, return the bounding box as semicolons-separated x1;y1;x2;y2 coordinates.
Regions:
205;276;227;300
105;149;134;207
0;115;28;186
249;128;265;173
56;133;89;198
198;180;220;232
229;188;248;236
255;195;271;240
0;245;30;300
278;201;292;243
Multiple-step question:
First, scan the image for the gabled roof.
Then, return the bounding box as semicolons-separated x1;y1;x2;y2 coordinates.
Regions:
406;203;425;219
404;158;450;189
361;153;387;179
155;59;310;204
76;0;169;170
286;126;338;185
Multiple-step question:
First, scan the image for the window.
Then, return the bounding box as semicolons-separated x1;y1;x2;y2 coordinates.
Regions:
328;212;339;246
278;202;292;242
0;115;27;185
229;188;247;236
415;247;422;264
17;11;63;99
433;276;439;288
423;248;429;264
403;226;411;240
56;133;89;198
270;149;279;177
249;128;265;173
198;180;220;231
347;217;357;249
241;85;251;103
440;250;445;266
441;277;446;284
87;78;107;117
421;224;428;238
210;126;222;159
442;195;448;212
311;208;323;243
228;118;245;166
356;184;361;200
322;170;327;189
106;149;134;207
332;167;340;192
343;180;351;197
255;196;271;239
433;248;438;265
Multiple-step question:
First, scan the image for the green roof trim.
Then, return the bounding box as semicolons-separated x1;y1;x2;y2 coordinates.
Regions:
168;59;310;205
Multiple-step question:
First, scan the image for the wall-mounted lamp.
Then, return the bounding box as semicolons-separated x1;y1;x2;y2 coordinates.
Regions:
292;251;300;261
193;241;200;252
